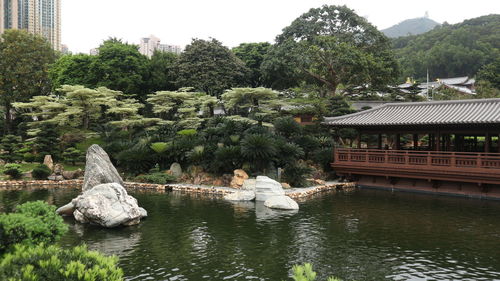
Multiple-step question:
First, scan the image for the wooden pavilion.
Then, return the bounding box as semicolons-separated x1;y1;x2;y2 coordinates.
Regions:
324;98;500;199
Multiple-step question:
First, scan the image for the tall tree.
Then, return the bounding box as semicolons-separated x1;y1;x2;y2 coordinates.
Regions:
176;38;249;96
0;30;56;133
232;42;271;87
49;54;98;90
148;50;179;92
261;5;398;96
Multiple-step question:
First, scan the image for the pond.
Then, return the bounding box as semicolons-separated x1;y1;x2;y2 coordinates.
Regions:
1;188;500;281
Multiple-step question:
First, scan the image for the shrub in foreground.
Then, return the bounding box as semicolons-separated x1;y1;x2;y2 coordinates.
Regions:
0;201;68;252
0;244;123;281
31;164;52;180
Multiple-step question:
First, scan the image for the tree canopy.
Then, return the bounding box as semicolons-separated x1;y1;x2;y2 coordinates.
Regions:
232;42;271;87
261;5;398;96
176;39;249;96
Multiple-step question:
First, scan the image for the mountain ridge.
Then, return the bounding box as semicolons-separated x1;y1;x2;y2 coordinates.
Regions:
382;17;440;38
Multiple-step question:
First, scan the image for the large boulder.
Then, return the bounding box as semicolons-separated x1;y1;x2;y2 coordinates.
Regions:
58;183;147;228
224;190;256;201
230;169;249;189
264;196;299;210
169;162;182;178
82;144;124;192
62;169;84;180
255;176;285;201
43;155;54;171
242;179;256;191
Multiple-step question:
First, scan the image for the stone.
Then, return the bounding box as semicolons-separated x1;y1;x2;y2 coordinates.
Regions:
281;182;291;189
264;196;299;210
62;169;84;180
43;155;54;171
224;190;256;201
230;169;249;189
48;175;64;181
82;144;124;192
56;202;75;215
169;162;182;178
53;164;64;175
22;171;32;179
313;179;326;185
242;179;256;191
254;176;285;201
62;183;146;228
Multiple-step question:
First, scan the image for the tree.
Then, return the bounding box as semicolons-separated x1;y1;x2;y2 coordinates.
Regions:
232;42;271;87
261;5;398;96
148;50;179;92
0;30;56;133
476;58;500;89
176;38;249;96
221;87;277;116
0;135;22;163
49;54;98;90
94;38;149;101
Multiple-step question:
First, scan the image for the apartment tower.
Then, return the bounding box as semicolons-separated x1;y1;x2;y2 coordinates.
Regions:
0;0;61;50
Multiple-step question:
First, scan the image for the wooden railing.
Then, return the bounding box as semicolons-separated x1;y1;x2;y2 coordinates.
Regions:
334;148;500;170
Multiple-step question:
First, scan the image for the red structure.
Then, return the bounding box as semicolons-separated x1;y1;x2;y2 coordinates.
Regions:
324;99;500;199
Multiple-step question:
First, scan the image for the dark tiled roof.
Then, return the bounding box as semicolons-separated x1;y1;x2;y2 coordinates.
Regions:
323;98;500;127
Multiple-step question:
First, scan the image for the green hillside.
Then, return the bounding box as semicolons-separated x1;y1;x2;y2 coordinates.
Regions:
392;14;500;81
382;17;440;38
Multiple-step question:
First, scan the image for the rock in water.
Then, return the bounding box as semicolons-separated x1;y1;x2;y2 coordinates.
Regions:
57;144;146;228
70;183;146;227
254;176;285;201
264;196;299;210
82;144;124;192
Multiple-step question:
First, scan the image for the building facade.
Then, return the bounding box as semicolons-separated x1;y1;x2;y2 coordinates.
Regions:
0;0;61;50
139;35;181;57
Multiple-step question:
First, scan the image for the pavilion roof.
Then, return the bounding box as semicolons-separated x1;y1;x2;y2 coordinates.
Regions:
323;98;500;127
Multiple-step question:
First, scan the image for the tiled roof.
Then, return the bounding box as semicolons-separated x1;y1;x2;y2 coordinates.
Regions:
323;98;500;127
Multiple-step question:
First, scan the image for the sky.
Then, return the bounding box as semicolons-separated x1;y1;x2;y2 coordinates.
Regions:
62;0;500;54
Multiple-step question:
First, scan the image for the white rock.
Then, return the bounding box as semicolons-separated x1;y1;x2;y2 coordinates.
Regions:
264;196;299;210
169;162;182;178
70;183;146;228
242;179;256;191
224;190;256;201
82;144;124;192
255;176;285;201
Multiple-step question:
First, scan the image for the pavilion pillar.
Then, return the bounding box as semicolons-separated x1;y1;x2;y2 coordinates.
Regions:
356;132;361;149
485;133;491;153
377;134;382;149
413;134;418;149
435;132;441;151
395;134;401;150
498;134;500;153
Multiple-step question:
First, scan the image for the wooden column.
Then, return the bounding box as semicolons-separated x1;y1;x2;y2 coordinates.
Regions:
413;134;418;149
395;134;401;150
356;132;361;149
485;133;491;153
435;132;441;151
377;134;382;149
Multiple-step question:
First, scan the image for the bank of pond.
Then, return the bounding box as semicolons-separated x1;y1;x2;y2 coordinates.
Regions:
1;187;500;280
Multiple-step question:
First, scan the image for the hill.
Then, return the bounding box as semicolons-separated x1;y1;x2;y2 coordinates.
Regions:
382;17;440;38
392;14;500;81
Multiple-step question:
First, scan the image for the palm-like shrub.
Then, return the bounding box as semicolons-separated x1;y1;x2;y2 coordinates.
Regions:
275;142;305;168
212;146;242;174
150;142;170;153
274;116;302;139
0;244;123;281
293;135;321;158
282;162;313;187
312;147;334;171
241;134;277;172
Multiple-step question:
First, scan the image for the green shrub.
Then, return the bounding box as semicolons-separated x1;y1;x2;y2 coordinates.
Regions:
282;162;313;187
62;147;84;165
135;172;176;184
274;116;302;139
212;146;242;174
0;135;22;163
151;142;170;153
241;134;277;172
3;163;23;179
290;263;341;281
23;152;35;163
31;164;52;180
0;244;123;281
0;201;68;252
177;129;197;136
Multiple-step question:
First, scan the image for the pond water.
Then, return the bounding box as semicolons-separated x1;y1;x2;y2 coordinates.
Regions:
1;188;500;281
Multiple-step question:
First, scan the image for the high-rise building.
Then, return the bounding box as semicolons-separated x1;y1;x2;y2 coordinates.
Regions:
0;0;61;50
139;35;181;57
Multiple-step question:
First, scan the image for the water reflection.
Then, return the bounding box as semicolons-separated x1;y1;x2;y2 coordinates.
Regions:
255;201;298;221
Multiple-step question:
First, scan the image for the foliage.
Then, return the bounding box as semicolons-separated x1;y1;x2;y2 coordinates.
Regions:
63;148;84;166
0;201;68;252
31;164;52;180
262;5;398;95
176;38;249;96
274;117;302;139
135;172;177;184
212;146;242;174
221;87;278;116
150;142;170;153
0;244;123;281
0;30;56;133
31;123;61;162
393;15;500;81
49;54;98;90
23;152;35;163
282;162;313;187
0;135;22;163
241;134;277;172
290;263;341;281
3;164;23;180
232;42;271;87
476;58;500;89
148;50;179;92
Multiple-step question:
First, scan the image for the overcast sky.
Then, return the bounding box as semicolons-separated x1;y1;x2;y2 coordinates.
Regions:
62;0;500;54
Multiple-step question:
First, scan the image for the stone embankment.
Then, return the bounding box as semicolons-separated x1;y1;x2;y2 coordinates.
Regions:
0;179;355;198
